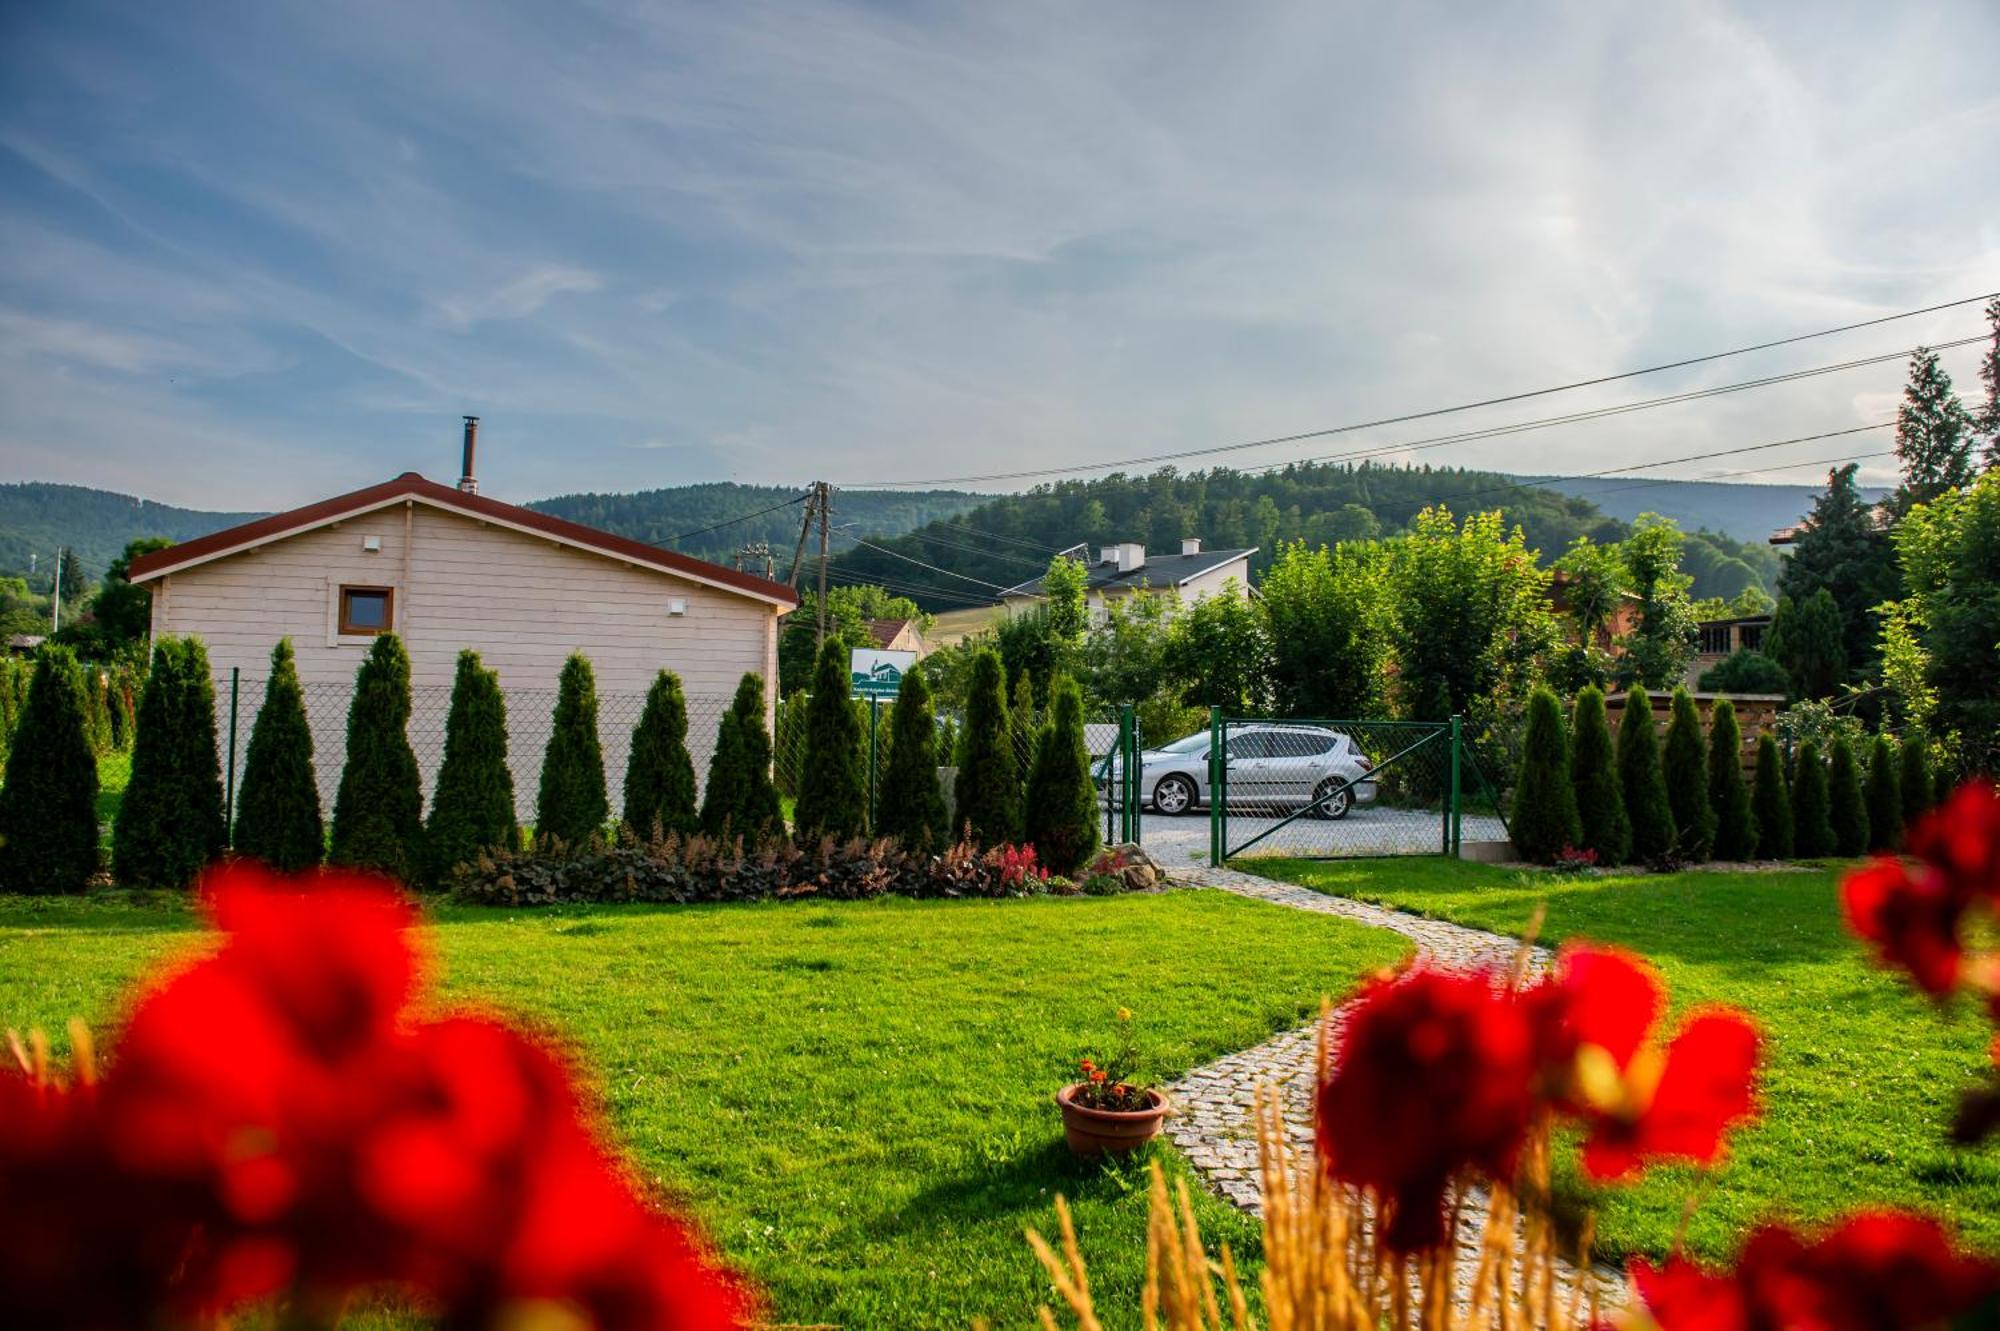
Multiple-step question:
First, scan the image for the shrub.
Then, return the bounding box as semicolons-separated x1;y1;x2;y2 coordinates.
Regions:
1864;733;1903;852
622;670;698;839
1751;734;1792;858
1024;675;1100;876
1705;698;1757;860
1899;733;1936;823
423;650;517;885
329;633;423;880
1827;736;1870;858
954;649;1019;846
1791;739;1835;858
232;639;324;873
1568;687;1629;865
534;653;609;849
699;673;783;845
1010;671;1037;791
1510;686;1579;864
114;637;227;889
1660;688;1713;859
1616;688;1676;864
794;640;868;842
0;646;100;892
877;666;949;850
1696;649;1792;695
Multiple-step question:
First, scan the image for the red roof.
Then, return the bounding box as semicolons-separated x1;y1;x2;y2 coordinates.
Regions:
125;472;799;607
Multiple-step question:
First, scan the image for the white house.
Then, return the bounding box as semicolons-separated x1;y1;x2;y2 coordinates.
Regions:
998;538;1255;625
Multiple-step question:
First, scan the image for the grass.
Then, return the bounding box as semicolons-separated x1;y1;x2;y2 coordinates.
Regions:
0;888;1407;1329
1247;856;2000;1262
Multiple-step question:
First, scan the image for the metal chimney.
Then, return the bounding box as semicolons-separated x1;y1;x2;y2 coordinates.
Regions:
458;416;480;494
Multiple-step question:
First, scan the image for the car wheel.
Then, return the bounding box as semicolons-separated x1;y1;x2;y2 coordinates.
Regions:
1312;779;1353;820
1153;774;1196;816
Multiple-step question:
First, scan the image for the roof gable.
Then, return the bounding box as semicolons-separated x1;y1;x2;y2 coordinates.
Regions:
1000;546;1256;598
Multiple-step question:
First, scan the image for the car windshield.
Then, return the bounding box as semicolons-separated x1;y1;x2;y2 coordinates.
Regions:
1154;732;1210;754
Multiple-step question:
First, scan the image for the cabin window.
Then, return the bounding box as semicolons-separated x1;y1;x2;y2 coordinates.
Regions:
338;585;394;635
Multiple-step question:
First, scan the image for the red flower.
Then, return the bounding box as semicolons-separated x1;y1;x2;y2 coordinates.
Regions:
1908;780;2000;904
1090;1069;1108;1084
1844;859;1967;997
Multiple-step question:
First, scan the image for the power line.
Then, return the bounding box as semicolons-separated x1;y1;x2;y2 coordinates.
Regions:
653;492;808;547
837;534;1015;592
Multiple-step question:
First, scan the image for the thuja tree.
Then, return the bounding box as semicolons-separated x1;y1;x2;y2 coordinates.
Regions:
232;638;324;873
424;650;517;883
1510;686;1578;864
1009;671;1037;788
0;647;99;892
622;670;698;839
115;637;227;889
1616;688;1676;864
1899;732;1935;822
1024;674;1099;876
1791;739;1835;858
953;648;1019;846
1661;687;1713;859
1864;734;1904;852
700;673;783;845
1568;687;1629;864
877;666;949;850
1827;736;1870;858
1751;735;1793;858
794;639;867;842
536;652;609;849
329;633;423;880
1706;699;1757;861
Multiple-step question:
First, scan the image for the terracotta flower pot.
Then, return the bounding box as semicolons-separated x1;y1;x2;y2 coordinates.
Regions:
1056;1082;1170;1156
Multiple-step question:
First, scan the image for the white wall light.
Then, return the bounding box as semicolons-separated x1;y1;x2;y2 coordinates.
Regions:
667;597;688;616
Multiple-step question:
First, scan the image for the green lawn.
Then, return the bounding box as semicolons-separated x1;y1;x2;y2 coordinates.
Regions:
1248;857;2000;1262
0;889;1407;1329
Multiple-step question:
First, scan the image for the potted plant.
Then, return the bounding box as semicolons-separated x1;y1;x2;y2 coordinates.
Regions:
1056;1008;1169;1155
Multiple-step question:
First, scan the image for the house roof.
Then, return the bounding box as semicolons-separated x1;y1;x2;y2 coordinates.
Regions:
868;617;917;647
999;546;1256;599
125;472;799;608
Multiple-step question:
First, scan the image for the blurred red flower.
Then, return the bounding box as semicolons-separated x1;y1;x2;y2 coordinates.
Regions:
1844;781;2000;1000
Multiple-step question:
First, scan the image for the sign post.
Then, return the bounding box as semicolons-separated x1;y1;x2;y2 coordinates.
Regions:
847;648;916;701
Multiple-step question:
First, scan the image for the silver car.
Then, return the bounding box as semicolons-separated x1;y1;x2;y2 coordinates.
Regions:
1104;724;1378;818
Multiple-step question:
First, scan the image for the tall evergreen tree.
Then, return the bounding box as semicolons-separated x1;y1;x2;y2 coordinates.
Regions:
794;639;868;842
622;670;698;839
1890;346;1976;514
1827;736;1869;858
1511;686;1579;863
1024;675;1100;876
232;638;324;872
1661;687;1713;859
536;652;609;848
330;633;423;880
424;650;517;883
954;648;1019;846
1706;699;1757;861
1776;464;1899;681
1009;670;1037;793
1616;688;1676;864
1791;739;1835;858
700;673;782;845
1751;734;1793;859
877;666;950;850
115;637;226;889
1569;687;1629;864
0;647;99;892
1864;733;1903;853
1765;591;1847;700
1899;732;1936;822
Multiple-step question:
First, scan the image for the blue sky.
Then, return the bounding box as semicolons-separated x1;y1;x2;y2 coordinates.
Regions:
0;0;1995;510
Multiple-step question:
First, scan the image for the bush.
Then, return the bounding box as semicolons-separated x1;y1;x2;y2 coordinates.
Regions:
114;637;227;889
1510;686;1579;864
954;649;1020;847
1827;736;1869;858
1705;698;1757;860
622;670;698;840
699;673;783;846
1661;687;1713;860
1024;675;1099;876
1790;739;1835;858
0;647;100;892
535;653;609;849
1010;671;1037;790
877;667;949;850
1568;687;1629;865
329;633;423;881
1751;734;1792;858
1616;688;1676;864
423;650;517;885
1864;733;1903;852
232;638;324;873
1899;733;1935;823
1696;649;1792;695
794;640;868;842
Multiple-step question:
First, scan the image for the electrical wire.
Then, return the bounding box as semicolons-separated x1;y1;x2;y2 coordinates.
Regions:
651;491;809;547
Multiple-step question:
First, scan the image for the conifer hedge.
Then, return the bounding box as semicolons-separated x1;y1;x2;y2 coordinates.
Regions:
1510;686;1579;863
794;640;868;842
1864;733;1903;852
1828;736;1870;858
232;638;324;873
1751;734;1792;859
114;637;227;889
329;633;423;880
1569;686;1629;864
424;649;517;884
1790;739;1835;858
1024;674;1099;876
536;652;609;849
954;649;1019;847
1616;688;1676;864
1899;734;1935;824
0;647;100;893
699;673;783;845
1661;688;1713;860
623;670;699;839
1705;698;1757;861
877;666;949;850
1009;672;1037;793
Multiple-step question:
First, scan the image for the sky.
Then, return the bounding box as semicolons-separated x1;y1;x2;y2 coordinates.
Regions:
0;0;1995;511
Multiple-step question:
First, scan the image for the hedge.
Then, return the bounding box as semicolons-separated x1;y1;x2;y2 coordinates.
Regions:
329;633;423;880
1662;688;1713;860
424;649;518;885
1751;733;1793;859
1791;739;1835;858
232;638;324;873
1706;698;1757;861
0;646;100;893
1511;686;1579;863
1023;674;1099;876
535;652;609;848
1616;687;1675;864
1827;736;1869;858
622;670;699;840
794;639;868;842
1569;687;1629;864
876;666;950;850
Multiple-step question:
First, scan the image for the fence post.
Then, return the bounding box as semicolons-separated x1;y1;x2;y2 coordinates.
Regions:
1208;706;1224;867
1114;703;1133;844
224;667;240;846
1448;712;1463;859
868;696;880;831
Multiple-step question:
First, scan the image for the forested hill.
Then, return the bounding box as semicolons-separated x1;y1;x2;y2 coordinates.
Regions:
826;462;1783;610
0;483;261;582
1533;475;1887;545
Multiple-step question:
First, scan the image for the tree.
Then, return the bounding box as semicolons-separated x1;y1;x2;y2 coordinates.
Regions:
114;637;226;889
1662;688;1713;859
57;548;87;607
536;652;609;848
877;666;950;850
424;650;517;883
1777;465;1897;680
1615;516;1698;690
1388;508;1557;725
1024;674;1100;876
1706;698;1757;861
776;583;930;696
88;537;174;652
1696;650;1792;695
232;638;324;872
1864;734;1903;853
1979;296;2000;468
1790;740;1835;858
794;639;868;842
1899;732;1935;823
700;673;783;845
1009;670;1038;785
1553;536;1628;650
1616;689;1676;864
329;633;423;880
1041;553;1090;650
1827;736;1869;858
1889;473;2000;775
1765;591;1846;700
1260;540;1390;718
1161;582;1271;714
1751;734;1792;859
1510;686;1579;863
0;647;99;892
623;670;698;839
953;649;1019;846
1889;347;1976;515
1569;687;1629;864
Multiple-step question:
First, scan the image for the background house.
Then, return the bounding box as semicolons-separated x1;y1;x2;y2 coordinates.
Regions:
999;538;1255;625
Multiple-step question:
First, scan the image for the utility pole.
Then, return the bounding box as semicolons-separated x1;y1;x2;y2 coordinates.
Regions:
816;482;833;648
50;546;62;633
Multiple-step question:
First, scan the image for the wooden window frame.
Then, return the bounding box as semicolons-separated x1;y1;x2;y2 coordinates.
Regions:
338;584;395;636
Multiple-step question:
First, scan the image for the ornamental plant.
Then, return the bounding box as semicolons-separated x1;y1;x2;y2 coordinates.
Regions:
115;636;228;890
876;666;950;850
1569;686;1629;865
1706;697;1758;861
232;638;325;873
1828;734;1870;857
1792;738;1836;858
699;673;782;846
536;652;609;849
423;649;517;885
954;649;1019;846
1751;732;1793;859
623;669;699;840
1024;674;1099;876
1616;687;1676;864
1661;687;1713;860
1510;686;1579;864
793;639;867;843
1901;732;1937;822
1069;1007;1153;1113
0;646;99;893
329;633;423;880
1865;732;1904;852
